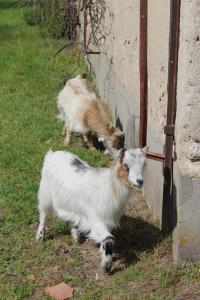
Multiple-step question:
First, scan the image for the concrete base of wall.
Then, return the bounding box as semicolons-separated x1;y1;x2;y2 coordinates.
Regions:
173;163;200;263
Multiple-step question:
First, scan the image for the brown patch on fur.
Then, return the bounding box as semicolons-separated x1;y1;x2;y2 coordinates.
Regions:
75;98;124;150
117;163;132;189
120;148;126;164
75;106;89;126
84;100;113;136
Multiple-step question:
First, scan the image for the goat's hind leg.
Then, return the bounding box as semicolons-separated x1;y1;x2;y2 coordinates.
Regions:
62;124;66;136
83;133;95;150
63;122;71;146
71;226;79;242
36;179;51;241
36;209;46;241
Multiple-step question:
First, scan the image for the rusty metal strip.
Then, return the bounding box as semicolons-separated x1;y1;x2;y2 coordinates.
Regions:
83;1;87;51
86;51;101;54
161;0;181;235
139;0;148;148
146;151;165;162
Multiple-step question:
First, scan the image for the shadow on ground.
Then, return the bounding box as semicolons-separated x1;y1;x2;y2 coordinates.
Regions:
0;24;14;42
0;1;17;9
41;191;162;275
112;215;162;271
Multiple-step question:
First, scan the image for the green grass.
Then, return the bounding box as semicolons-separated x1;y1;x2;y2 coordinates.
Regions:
1;1;200;299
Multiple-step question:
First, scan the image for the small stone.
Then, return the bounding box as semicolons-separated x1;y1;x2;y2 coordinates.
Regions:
57;244;70;254
29;223;38;230
44;282;74;300
26;274;36;281
95;272;99;281
45;139;52;144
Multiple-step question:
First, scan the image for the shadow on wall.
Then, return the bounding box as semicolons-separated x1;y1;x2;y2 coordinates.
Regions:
162;165;178;235
172;180;177;232
115;105;136;149
116;115;123;132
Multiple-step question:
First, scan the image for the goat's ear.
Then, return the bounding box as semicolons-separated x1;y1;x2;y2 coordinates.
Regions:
141;146;148;155
114;127;124;137
119;148;126;163
105;148;122;159
81;73;87;79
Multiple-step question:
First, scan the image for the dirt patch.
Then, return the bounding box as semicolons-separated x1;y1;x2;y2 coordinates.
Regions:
175;284;200;300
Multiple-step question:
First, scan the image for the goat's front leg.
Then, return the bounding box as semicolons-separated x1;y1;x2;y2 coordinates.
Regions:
100;236;115;273
90;225;115;272
83;133;95;150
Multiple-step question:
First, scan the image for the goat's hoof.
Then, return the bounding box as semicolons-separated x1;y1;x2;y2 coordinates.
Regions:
63;139;70;146
36;230;44;242
104;149;110;155
102;261;112;273
71;228;85;243
101;254;113;273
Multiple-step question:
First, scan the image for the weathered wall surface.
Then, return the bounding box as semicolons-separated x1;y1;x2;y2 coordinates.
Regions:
173;163;200;263
145;0;170;220
176;0;200;178
147;0;170;145
85;0;140;147
173;0;200;263
79;0;200;263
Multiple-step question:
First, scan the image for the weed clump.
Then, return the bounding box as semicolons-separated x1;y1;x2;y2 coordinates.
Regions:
20;0;79;39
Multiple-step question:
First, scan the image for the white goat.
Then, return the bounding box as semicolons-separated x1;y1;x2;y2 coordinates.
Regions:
36;147;146;272
57;74;124;151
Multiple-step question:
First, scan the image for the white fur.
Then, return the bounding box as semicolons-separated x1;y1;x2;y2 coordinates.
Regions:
56;75;124;150
36;148;146;271
57;75;97;136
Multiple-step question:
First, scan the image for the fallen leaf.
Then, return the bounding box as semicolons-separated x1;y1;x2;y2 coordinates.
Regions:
45;139;52;144
25;274;36;281
44;282;74;300
56;244;71;254
28;223;38;230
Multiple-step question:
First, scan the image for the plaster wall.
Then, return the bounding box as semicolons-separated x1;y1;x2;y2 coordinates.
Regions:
176;0;200;178
172;0;200;262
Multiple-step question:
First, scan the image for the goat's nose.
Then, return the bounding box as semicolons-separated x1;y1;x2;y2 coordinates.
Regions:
137;179;143;186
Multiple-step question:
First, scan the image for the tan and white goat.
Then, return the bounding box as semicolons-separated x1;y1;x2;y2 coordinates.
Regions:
36;147;146;272
57;75;124;151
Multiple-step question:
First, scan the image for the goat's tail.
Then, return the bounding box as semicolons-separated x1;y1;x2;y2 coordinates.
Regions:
44;149;53;163
56;112;65;121
41;149;54;176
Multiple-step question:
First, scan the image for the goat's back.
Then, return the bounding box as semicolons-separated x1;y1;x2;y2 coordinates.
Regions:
41;151;111;205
